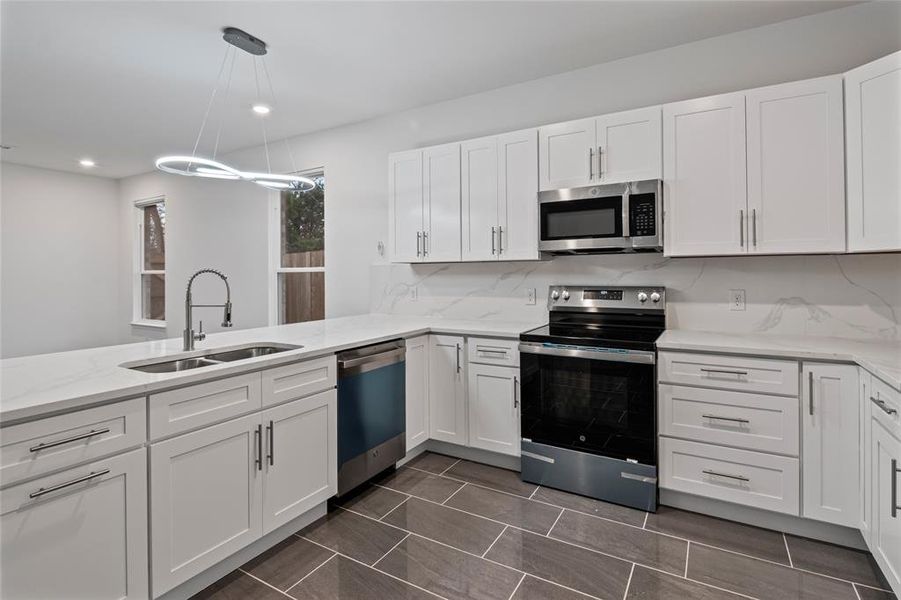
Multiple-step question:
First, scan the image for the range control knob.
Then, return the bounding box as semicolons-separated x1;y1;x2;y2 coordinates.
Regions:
650;292;661;303
551;289;560;301
637;291;649;303
561;289;570;301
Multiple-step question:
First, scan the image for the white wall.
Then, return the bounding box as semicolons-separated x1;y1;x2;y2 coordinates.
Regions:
218;1;901;325
0;163;121;357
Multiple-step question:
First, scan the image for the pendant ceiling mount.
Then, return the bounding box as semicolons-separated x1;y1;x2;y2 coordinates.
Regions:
155;26;314;193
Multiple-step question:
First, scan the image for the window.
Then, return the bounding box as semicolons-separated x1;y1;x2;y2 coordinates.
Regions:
273;172;325;324
134;198;166;325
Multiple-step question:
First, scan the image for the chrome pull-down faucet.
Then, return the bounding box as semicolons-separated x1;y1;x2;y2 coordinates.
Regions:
183;269;233;351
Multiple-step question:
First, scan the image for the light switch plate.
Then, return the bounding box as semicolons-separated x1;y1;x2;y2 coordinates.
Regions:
730;289;746;311
526;288;537;305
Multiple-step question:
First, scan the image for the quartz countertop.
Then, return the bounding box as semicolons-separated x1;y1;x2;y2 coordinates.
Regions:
656;330;901;392
0;314;543;424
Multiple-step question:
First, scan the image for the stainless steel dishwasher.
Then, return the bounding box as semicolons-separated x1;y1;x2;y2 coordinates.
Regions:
336;339;406;496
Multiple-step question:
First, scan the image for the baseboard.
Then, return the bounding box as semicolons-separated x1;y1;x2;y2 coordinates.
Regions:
420;439;521;471
660;489;867;550
155;502;327;600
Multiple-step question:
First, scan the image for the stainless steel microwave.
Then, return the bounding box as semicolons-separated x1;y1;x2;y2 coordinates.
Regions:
538;179;662;254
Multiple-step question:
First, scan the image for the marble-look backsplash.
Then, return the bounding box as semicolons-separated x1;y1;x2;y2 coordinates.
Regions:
370;253;901;340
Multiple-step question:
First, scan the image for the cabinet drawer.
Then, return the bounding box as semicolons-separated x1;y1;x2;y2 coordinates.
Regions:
262;355;336;407
149;372;262;440
659;437;800;515
870;376;901;438
659;384;799;456
659;351;798;396
1;398;146;487
467;337;519;367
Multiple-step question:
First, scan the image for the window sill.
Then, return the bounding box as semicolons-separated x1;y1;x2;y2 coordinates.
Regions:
131;319;166;330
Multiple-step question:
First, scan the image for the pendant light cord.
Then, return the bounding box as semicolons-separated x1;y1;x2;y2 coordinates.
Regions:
261;56;299;176
190;45;232;164
252;55;272;175
212;46;238;160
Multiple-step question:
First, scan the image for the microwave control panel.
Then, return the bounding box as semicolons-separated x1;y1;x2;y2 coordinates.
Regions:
629;193;657;237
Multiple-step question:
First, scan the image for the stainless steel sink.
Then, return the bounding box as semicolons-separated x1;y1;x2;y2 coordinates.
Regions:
121;343;303;373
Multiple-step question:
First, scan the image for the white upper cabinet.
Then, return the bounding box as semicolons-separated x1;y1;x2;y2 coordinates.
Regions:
389;150;424;263
461;136;500;261
664;92;748;256
746;76;846;254
845;51;901;253
539;117;595;191
802;363;859;527
422;143;462;262
596;106;662;183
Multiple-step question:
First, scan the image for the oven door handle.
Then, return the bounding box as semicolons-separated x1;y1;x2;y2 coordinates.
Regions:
518;342;656;365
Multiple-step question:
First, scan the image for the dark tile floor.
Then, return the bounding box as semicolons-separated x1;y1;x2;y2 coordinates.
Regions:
192;452;896;600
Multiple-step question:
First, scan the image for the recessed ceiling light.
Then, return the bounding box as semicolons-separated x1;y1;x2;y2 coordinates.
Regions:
252;104;271;115
79;158;96;167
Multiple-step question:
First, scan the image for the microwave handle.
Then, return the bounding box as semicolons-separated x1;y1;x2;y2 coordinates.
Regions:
621;185;630;238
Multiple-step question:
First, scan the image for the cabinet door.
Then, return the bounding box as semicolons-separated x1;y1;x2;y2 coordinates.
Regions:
663;93;747;256
846;51;901;253
423;143;462;262
539;118;596;191
860;369;873;542
461;136;499;262
596;106;662;183
405;335;430;450
389;150;424;263
262;389;337;535
802;363;859;527
468;364;520;457
1;448;148;600
747;76;845;254
429;335;467;445
871;419;901;592
498;128;540;261
150;413;262;596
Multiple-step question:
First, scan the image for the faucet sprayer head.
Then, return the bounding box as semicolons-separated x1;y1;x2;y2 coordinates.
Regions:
222;301;233;328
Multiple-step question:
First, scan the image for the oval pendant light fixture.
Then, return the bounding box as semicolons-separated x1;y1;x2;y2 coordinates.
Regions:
155;27;315;193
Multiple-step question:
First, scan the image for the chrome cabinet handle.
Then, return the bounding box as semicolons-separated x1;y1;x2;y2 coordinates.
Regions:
588;148;594;180
871;395;899;416
752;209;758;248
702;414;750;424
29;428;110;453
739;210;745;248
30;469;110;499
808;371;815;416
597;146;603;179
703;469;750;483
255;425;263;471
513;375;519;411
416;231;421;257
422;232;428;256
491;226;496;255
266;420;274;466
456;343;461;374
892;458;899;518
700;368;748;376
498;226;503;255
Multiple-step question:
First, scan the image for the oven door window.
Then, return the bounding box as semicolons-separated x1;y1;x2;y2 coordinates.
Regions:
520;352;656;465
540;196;622;240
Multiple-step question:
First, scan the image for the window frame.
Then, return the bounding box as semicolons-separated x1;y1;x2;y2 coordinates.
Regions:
268;169;326;325
132;196;167;328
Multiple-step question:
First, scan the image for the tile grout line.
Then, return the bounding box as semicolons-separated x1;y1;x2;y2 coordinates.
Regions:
372;532;411;568
642;512;649;529
852;583;863;600
507;573;526;600
438;458;461;476
684;541;690;578
782;533;794;568
621;563;636;600
236;568;295;599
296;533;450;600
283;552;337;593
528;485;540;500
482;525;509;558
546;507;565;536
441;481;467;505
379;495;411;522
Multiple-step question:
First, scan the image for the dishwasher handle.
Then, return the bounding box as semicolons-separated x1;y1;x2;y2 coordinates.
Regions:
338;340;406;376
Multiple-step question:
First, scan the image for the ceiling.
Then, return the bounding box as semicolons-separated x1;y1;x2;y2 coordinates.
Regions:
1;1;856;179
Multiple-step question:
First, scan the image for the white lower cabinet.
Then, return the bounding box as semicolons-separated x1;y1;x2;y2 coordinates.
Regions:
468;363;520;457
860;369;873;542
405;335;430;450
429;335;467;444
261;390;337;534
801;363;859;527
869;379;901;593
150;413;263;596
1;448;148;600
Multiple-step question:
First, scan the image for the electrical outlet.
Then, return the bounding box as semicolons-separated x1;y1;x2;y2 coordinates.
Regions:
526;288;537;305
729;289;746;311
410;286;419;301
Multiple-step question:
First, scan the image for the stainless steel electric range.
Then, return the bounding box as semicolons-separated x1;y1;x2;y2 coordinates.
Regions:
518;285;665;512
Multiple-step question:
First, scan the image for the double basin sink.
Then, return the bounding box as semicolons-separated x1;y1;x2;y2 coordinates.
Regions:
121;343;303;373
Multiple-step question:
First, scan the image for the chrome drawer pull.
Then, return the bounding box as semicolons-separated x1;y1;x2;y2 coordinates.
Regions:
809;371;815;416
702;469;750;483
702;414;750;424
29;428;110;453
478;349;508;356
892;459;899;519
29;469;110;499
871;396;899;416
699;368;748;376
